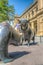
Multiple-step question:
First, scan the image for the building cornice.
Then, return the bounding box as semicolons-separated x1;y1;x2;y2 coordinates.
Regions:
15;0;37;18
20;0;37;17
29;8;43;21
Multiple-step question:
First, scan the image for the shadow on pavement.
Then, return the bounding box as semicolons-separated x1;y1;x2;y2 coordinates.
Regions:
23;42;38;46
29;42;38;45
9;51;31;60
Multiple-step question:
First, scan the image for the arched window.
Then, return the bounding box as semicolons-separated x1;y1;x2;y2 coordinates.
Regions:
36;6;38;12
29;13;30;17
32;10;34;16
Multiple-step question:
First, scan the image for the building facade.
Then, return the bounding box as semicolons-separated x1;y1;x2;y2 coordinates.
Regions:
14;0;43;37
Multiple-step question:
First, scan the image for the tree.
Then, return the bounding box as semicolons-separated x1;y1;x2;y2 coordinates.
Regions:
0;0;15;22
8;6;15;21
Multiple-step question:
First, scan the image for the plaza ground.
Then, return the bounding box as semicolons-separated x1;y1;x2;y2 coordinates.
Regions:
0;43;43;65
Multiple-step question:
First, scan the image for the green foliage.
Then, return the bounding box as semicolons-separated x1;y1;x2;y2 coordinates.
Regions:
0;0;15;22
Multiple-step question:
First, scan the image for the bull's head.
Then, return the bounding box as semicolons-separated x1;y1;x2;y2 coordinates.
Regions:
18;19;30;32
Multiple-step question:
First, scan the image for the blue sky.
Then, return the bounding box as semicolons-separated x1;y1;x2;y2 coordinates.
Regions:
9;0;34;16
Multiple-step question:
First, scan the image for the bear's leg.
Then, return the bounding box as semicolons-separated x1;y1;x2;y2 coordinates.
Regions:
0;34;13;63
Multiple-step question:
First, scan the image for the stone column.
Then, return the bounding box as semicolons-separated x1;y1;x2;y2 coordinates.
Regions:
31;22;34;31
37;18;40;36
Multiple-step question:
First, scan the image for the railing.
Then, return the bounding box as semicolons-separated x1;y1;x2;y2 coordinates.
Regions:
35;36;43;44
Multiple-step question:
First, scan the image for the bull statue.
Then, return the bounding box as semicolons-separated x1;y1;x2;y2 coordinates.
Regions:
18;19;35;46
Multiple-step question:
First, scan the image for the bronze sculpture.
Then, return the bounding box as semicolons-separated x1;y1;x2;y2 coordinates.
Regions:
0;19;35;63
0;22;23;63
19;19;35;45
0;22;14;63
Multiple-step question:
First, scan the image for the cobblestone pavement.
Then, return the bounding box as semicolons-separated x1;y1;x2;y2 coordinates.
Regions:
0;44;43;65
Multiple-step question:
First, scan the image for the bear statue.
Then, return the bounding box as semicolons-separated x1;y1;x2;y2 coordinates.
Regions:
0;22;13;63
0;22;23;63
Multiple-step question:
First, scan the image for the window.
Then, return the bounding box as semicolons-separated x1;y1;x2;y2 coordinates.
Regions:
32;10;34;16
26;15;27;18
36;6;38;12
34;21;37;33
42;19;43;21
29;14;30;17
29;22;31;27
